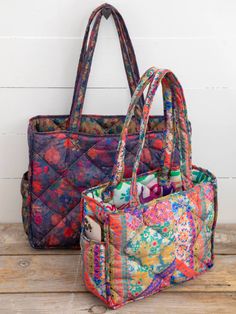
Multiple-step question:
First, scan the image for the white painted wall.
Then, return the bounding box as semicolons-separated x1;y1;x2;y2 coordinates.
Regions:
0;0;235;223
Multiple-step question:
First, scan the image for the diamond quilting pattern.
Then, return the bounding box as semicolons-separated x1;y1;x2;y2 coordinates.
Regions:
123;198;199;292
26;122;174;248
34;134;68;173
77;61;217;308
125;225;176;276
125;180;215;296
33;133;60;154
31;154;61;196
39;177;81;216
41;203;82;248
31;198;63;240
24;112;184;248
80;167;217;307
67;154;110;188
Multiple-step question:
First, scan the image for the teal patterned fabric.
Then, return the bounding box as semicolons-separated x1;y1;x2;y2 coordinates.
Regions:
81;68;217;309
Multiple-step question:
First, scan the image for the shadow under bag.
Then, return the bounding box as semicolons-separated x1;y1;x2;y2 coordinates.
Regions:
20;4;185;248
81;67;218;309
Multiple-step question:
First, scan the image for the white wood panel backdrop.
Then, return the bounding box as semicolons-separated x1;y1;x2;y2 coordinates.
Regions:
0;0;235;223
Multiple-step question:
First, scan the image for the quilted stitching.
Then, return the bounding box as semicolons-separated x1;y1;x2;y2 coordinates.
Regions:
81;167;217;308
22;116;177;248
79;68;217;309
22;4;176;248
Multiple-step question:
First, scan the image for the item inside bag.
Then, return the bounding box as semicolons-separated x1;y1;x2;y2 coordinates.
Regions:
84;216;102;242
86;167;213;213
87;168;182;211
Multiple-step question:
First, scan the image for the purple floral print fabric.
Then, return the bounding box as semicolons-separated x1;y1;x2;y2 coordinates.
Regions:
21;4;187;249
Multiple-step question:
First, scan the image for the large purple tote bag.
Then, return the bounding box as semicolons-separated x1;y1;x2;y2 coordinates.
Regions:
21;3;187;248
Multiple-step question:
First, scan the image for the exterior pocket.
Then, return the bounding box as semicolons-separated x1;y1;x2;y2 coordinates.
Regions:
81;234;107;301
124;223;176;298
21;171;30;235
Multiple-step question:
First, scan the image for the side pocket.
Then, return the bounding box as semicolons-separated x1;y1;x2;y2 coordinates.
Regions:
21;171;30;235
80;234;107;302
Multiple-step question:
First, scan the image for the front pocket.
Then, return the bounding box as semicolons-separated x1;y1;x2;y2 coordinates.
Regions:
80;234;107;301
21;171;30;235
124;224;176;298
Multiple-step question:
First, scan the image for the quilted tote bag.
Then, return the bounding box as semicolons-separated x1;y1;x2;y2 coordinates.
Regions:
21;4;186;249
80;67;217;309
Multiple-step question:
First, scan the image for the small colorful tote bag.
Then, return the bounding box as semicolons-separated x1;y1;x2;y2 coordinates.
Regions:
21;3;186;249
80;67;218;309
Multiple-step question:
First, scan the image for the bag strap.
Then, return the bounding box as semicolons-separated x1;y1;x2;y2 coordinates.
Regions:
103;67;193;205
69;3;144;132
71;3;141;106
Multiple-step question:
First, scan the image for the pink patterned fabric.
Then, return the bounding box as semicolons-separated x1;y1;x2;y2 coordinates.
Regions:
20;5;184;248
80;68;217;309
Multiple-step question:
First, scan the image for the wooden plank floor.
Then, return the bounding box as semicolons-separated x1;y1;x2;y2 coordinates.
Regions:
0;224;235;313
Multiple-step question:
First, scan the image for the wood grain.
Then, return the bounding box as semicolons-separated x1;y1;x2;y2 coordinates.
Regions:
1;223;235;255
0;0;234;310
0;292;235;314
0;254;235;293
215;224;236;255
0;1;235;224
0;254;82;293
0;224;235;312
0;224;80;255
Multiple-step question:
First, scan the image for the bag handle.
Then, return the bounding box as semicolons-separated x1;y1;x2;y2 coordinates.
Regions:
69;3;144;131
103;67;193;205
129;70;193;206
71;3;141;106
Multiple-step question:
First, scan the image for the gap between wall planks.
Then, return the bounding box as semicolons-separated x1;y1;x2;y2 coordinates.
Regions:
0;223;235;313
0;224;235;256
0;3;235;311
0;0;235;221
1;178;235;224
0;88;235;179
0;6;235;224
0;88;235;223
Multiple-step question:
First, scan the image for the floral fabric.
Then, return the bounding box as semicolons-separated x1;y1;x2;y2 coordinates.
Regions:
80;67;217;309
21;115;182;248
20;4;185;249
81;167;217;309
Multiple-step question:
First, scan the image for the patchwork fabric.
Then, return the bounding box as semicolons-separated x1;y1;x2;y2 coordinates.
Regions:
80;68;217;309
20;4;186;249
81;167;217;309
22;116;182;248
